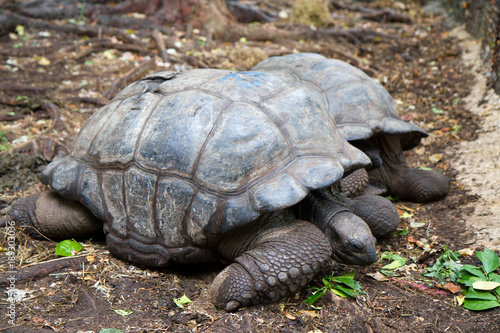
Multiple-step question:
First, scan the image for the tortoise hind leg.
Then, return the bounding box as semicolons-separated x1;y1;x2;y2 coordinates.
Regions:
368;136;450;203
386;167;450;203
210;211;331;312
1;191;102;239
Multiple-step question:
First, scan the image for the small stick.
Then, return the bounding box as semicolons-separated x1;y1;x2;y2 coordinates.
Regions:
151;29;169;63
104;58;156;99
0;256;89;287
41;101;66;132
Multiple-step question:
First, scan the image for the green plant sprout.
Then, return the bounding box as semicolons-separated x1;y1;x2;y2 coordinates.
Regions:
305;272;363;309
173;294;192;309
423;247;500;311
459;249;500;311
423;246;462;284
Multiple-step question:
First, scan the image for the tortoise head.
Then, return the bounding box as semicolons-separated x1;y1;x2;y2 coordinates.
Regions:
329;211;377;266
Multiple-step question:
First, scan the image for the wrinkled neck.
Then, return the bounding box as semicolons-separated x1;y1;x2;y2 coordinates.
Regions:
292;189;349;233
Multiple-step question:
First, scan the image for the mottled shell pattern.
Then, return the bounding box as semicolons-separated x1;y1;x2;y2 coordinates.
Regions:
39;69;369;265
252;53;428;150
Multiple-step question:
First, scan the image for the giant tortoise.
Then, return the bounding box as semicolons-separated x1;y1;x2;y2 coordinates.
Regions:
253;53;450;203
2;69;385;312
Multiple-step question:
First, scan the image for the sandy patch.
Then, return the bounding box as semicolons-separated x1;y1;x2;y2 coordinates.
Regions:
451;27;500;250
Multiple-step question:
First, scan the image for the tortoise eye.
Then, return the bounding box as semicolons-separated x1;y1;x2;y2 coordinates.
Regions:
350;241;364;253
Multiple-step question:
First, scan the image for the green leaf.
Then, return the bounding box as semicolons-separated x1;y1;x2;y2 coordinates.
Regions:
54;240;82;256
381;254;407;270
396;227;408;236
113;309;133;316
99;329;124;333
463;299;500;311
380;269;398;277
383;260;405;270
418;166;433;171
15;25;25;36
173;294;191;309
464;288;497;301
330;273;356;289
476;249;500;274
385;195;400;202
334;285;358;298
459;273;483;287
461;265;486;279
431;107;444;114
305;287;327;307
399;212;413;219
15;95;29;102
489;273;500;283
331;288;350;298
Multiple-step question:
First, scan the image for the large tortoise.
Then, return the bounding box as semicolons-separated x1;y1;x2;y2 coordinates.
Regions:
253;53;450;203
2;69;381;312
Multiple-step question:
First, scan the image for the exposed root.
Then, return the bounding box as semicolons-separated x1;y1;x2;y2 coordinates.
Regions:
104;58;157;99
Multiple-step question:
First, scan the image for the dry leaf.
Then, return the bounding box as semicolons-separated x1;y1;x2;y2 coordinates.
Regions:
297;310;320;318
36;56;51;66
410;221;428;228
366;271;390;281
436;282;461;293
429;153;443;163
284;312;296;320
472;281;500;291
458;248;474;256
407;235;418;243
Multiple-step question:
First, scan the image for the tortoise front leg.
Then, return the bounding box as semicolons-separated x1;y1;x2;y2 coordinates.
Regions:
1;191;102;239
347;194;400;238
210;211;331;312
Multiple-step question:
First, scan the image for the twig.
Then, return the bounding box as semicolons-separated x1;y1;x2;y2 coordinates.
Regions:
0;83;48;94
226;1;276;23
0;256;89;287
67;96;108;106
151;29;169;63
104;58;156;99
41;101;66;132
330;1;412;24
3;11;144;46
361;9;413;24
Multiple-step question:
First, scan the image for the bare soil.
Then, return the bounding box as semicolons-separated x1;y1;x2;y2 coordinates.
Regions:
1;1;499;332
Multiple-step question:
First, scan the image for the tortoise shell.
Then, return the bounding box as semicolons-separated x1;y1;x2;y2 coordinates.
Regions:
39;69;369;265
252;53;428;150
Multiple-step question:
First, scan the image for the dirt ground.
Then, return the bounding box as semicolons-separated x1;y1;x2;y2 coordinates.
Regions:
1;1;500;332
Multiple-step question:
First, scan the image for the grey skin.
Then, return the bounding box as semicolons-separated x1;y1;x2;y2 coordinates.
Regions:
253;53;450;203
0;69;379;312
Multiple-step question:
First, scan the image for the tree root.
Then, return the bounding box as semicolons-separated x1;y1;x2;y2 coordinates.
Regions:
1;136;70;161
330;1;412;24
212;23;392;45
152;29;169;63
226;1;276;23
0;256;89;287
40;102;66;132
104;58;157;99
1;11;143;45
